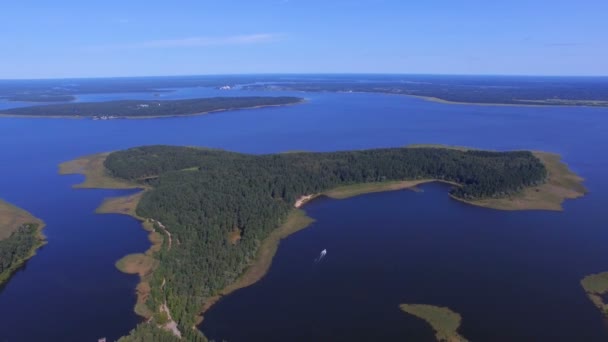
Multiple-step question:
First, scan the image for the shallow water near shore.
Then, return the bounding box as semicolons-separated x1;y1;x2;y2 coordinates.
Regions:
1;82;608;340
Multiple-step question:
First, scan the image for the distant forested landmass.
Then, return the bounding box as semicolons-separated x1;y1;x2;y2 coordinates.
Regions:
243;75;608;106
2;75;606;107
3;94;76;102
0;97;302;118
103;145;546;339
0;75;275;102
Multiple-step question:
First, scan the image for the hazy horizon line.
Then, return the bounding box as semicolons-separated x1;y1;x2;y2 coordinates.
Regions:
2;72;608;82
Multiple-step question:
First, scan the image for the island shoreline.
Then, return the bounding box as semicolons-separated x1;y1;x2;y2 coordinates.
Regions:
0;200;46;286
58;146;586;337
0;99;306;120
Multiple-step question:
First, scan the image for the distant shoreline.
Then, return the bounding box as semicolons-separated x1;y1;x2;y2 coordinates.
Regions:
404;94;608;108
0;97;306;120
342;91;608;108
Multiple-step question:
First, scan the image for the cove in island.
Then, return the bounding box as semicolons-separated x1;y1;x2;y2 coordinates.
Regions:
59;145;585;341
0;199;45;286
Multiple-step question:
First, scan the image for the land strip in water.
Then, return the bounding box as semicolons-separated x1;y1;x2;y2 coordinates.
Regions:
0;97;303;119
400;304;469;342
0;200;45;286
61;145;585;341
581;272;608;317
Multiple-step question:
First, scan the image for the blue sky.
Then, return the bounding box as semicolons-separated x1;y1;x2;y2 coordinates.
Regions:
1;0;607;78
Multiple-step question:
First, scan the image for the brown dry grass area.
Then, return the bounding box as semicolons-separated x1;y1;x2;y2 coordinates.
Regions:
324;181;422;199
324;179;458;200
115;246;160;319
96;191;144;217
63;153;164;320
58;152;139;189
198;209;315;322
96;193;163;319
0;199;44;240
134;281;153;318
463;152;586;211
116;253;159;276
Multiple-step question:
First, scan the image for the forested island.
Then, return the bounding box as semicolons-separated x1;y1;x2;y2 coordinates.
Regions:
0;97;303;119
0;200;45;286
59;145;585;341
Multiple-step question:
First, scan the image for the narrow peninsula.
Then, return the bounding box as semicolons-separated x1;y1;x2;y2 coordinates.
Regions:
400;304;469;342
60;145;585;341
0;96;303;119
0;199;45;286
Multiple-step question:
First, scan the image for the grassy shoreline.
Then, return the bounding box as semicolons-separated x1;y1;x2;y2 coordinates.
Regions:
59;155;159;318
197;209;315;323
453;152;586;211
0;200;46;286
60;146;586;336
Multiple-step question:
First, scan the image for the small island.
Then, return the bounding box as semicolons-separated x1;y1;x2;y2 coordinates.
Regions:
581;272;608;316
60;145;585;341
0;199;45;286
400;304;468;342
0;96;303;119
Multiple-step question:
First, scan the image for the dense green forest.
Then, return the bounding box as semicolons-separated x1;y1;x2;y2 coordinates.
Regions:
104;145;546;339
0;224;44;284
0;97;302;118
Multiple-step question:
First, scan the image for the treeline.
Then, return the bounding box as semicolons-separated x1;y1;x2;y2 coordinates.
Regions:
104;145;546;339
0;223;43;284
0;97;302;117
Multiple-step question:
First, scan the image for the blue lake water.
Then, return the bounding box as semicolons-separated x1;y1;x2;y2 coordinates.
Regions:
1;86;608;341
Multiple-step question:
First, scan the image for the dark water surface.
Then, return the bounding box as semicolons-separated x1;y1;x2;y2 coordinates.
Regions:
202;184;608;341
0;84;607;341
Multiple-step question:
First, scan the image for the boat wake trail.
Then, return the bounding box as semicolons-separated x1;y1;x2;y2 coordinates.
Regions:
315;249;327;263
